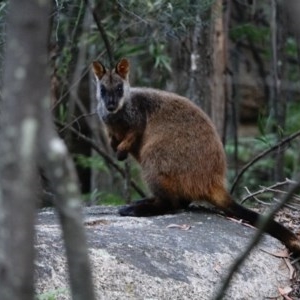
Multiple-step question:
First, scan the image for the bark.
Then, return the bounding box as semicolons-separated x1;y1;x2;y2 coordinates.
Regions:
0;1;51;299
187;1;226;141
270;0;287;182
187;12;212;114
210;0;226;141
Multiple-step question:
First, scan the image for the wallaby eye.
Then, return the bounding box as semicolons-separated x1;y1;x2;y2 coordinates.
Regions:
116;84;123;97
100;85;106;97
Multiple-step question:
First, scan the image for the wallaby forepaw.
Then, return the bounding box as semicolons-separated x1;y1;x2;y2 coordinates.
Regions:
116;150;128;161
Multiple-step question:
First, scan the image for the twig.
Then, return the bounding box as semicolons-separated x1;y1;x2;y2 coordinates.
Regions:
213;175;300;300
58;113;96;133
230;129;300;194
241;178;293;204
243;186;264;204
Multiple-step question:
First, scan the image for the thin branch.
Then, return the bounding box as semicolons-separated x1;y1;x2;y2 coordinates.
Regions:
58;113;96;133
83;0;113;67
230;129;300;194
243;186;267;205
241;178;294;204
213;176;300;300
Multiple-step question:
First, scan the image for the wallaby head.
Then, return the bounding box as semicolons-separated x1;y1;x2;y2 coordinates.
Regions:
92;58;130;115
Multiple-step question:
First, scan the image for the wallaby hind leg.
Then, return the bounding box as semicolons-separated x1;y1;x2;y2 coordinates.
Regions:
119;196;190;217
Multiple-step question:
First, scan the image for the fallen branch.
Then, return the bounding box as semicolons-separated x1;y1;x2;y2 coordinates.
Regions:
242;178;300;210
241;178;295;204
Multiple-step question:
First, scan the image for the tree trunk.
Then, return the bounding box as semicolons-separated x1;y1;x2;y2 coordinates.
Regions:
187;12;212;114
0;1;96;299
187;1;226;141
0;1;51;299
210;0;226;141
270;0;287;182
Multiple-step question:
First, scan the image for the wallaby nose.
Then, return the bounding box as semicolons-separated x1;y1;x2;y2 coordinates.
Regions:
106;97;117;112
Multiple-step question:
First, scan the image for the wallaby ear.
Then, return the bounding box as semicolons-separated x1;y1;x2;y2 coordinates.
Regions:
92;61;106;80
115;58;130;80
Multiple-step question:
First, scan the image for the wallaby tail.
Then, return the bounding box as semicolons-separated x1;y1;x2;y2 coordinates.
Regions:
226;201;300;255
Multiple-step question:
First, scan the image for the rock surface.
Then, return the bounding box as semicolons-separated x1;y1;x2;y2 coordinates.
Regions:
35;206;290;300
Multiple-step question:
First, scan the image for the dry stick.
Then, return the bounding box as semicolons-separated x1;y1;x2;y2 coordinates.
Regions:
55;120;146;198
230;129;300;194
241;178;293;204
243;179;300;210
213;177;300;300
243;186;268;206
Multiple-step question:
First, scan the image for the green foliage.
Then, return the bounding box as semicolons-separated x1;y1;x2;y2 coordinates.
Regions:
87;0;216;87
57;103;67;123
36;288;67;300
230;23;270;44
56;46;73;79
82;190;124;206
75;154;146;205
149;43;172;72
74;154;108;172
117;0;213;38
227;101;300;196
227;134;300;196
285;37;298;57
286;102;300;133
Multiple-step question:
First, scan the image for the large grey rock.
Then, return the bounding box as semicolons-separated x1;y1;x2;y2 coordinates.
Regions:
35;206;290;300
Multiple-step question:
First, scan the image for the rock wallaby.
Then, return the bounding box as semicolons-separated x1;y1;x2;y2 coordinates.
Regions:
92;58;300;255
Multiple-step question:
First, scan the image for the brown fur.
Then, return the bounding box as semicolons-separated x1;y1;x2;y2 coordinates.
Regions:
93;58;300;255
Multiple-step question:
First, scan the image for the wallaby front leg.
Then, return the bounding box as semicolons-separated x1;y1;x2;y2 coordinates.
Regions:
110;135;119;152
116;130;137;161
